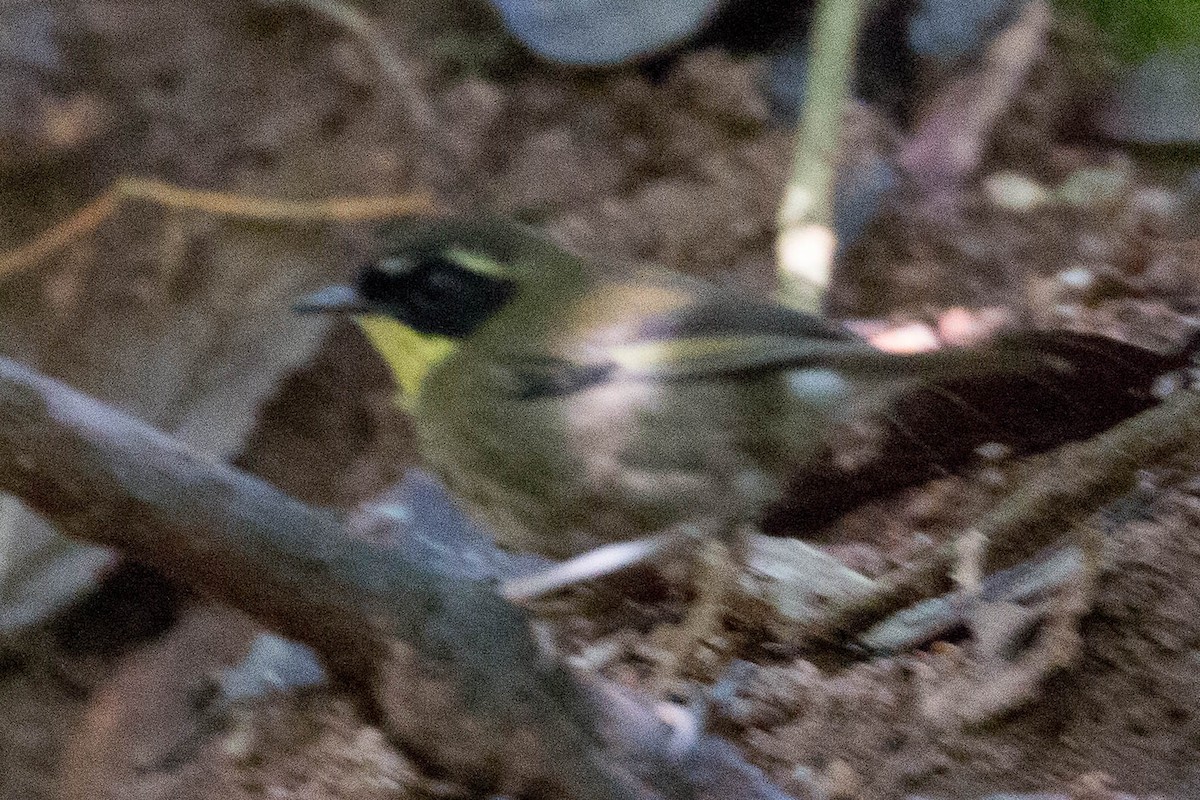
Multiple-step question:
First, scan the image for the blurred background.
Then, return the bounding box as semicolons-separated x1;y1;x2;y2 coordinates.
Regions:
0;0;1198;798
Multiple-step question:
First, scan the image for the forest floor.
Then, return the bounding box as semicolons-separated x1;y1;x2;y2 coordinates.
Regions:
1;2;1198;799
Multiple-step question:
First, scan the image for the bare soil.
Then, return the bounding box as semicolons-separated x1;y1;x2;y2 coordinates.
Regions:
1;1;1198;799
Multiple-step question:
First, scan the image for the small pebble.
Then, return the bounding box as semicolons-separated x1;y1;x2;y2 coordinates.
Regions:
1057;267;1095;292
984;172;1051;212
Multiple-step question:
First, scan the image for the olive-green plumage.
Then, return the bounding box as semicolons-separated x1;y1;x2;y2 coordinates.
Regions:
296;216;1188;561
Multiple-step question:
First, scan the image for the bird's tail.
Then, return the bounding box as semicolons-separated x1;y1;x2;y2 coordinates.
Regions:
764;327;1197;537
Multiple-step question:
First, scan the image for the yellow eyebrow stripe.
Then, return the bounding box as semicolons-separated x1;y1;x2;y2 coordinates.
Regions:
444;246;507;277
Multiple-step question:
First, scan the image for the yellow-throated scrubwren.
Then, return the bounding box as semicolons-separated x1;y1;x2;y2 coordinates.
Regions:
296;215;1196;667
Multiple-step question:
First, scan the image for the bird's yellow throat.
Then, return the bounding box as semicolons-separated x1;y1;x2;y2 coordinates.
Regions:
353;314;458;410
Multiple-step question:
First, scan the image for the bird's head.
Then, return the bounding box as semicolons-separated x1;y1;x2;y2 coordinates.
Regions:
295;216;588;406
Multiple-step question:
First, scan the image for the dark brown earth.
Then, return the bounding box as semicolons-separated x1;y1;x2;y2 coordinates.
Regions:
0;1;1198;799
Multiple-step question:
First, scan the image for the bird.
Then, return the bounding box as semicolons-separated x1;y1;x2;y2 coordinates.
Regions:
295;215;1195;680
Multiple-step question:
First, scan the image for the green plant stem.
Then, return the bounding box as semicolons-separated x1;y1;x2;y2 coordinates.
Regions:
776;0;869;312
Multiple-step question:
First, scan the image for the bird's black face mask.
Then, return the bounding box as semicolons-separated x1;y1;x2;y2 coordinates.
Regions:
358;249;518;339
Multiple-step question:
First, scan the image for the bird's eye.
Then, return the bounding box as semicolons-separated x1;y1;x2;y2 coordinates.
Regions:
419;267;461;300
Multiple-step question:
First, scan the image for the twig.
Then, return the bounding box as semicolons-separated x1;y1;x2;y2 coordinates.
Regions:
263;0;442;151
899;0;1051;191
775;0;869;313
0;187;122;282
800;386;1200;643
0;176;433;281
0;356;791;800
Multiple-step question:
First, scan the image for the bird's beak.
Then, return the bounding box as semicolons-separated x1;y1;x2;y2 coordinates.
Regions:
293;285;369;314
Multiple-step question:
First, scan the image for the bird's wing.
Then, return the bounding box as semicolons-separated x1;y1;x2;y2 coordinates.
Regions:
579;295;876;381
626;295;857;343
496;294;865;397
504;282;1195;412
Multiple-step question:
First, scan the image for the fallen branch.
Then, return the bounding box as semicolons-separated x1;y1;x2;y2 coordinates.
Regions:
0;356;791;800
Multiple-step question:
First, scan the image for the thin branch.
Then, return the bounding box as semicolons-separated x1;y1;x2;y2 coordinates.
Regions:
0;187;122;281
0;177;433;281
262;0;443;161
899;0;1051;191
110;177;433;222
